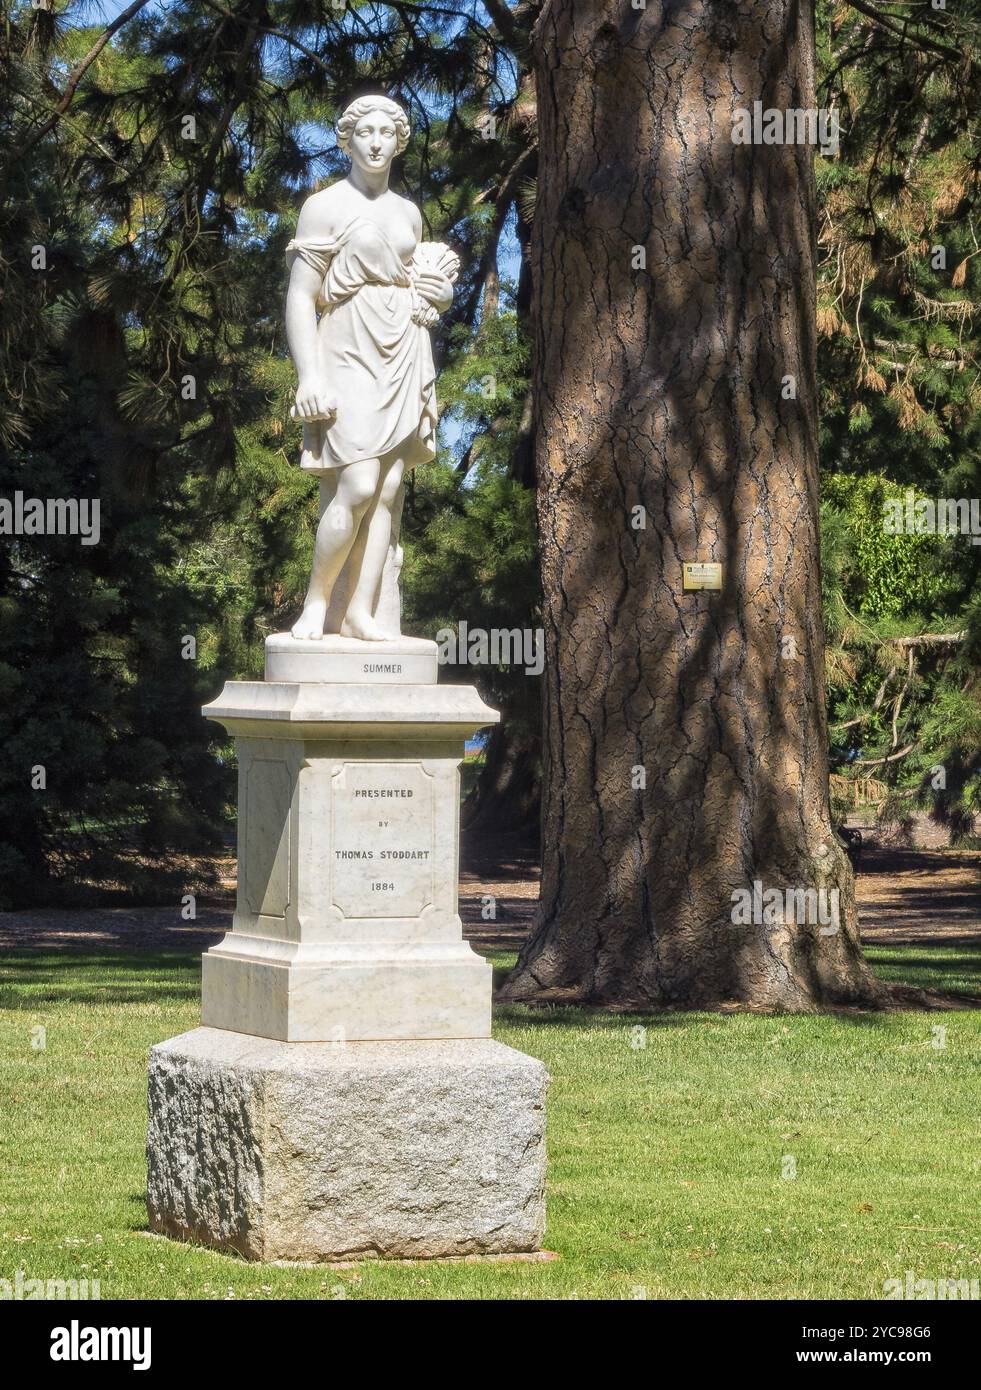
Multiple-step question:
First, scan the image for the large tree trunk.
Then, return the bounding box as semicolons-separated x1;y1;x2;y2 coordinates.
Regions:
500;0;879;1009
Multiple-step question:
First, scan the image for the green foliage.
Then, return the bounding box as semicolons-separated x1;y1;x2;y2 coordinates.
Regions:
822;470;979;831
822;473;956;620
815;0;980;837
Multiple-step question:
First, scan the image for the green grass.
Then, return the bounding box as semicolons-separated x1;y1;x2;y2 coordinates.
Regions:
1;945;979;1300
863;942;981;996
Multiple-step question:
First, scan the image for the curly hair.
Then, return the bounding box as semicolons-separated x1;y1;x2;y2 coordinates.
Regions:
335;96;411;157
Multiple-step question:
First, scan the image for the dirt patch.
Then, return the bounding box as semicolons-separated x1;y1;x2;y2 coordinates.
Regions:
852;842;981;948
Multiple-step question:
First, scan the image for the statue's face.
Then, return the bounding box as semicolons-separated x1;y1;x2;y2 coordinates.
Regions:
348;108;399;174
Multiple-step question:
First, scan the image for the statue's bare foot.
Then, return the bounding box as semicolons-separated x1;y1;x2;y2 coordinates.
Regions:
291;596;327;640
340;608;387;641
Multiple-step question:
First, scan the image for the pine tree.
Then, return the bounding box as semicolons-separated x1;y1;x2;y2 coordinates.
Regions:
815;0;981;839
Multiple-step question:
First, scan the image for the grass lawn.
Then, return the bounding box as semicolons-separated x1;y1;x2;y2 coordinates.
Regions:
0;943;979;1300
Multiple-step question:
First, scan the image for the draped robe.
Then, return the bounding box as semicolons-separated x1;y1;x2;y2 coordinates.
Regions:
286;217;438;472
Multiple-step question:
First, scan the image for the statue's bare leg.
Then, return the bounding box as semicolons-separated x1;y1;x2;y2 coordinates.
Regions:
340;453;405;641
291;459;381;639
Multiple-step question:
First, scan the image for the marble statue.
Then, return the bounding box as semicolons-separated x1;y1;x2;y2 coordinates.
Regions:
285;95;459;642
147;98;548;1260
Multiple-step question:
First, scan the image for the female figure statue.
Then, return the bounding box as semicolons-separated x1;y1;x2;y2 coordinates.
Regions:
285;94;458;641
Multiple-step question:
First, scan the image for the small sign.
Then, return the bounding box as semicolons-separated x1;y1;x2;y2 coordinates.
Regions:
683;562;723;591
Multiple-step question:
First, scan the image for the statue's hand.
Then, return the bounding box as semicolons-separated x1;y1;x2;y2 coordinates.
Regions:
291;379;338;422
413;270;454;313
411;301;440;329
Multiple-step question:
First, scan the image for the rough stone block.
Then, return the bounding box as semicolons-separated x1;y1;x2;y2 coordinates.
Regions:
147;1027;548;1262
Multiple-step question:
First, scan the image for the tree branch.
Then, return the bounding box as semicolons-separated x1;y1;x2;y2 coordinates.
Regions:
850;743;917;767
10;0;152;164
198;0;332;75
888;632;967;648
481;0;519;47
843;0;963;64
460;142;535;327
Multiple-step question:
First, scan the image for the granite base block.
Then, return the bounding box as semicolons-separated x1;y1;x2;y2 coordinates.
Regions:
146;1027;548;1262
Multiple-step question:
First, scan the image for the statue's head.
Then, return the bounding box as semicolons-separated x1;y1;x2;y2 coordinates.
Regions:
336;96;410;175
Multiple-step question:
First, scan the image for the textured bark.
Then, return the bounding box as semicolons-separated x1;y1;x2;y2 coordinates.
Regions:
500;0;879;1009
463;718;541;834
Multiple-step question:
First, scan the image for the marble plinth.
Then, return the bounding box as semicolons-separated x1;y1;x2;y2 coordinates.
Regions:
147;1028;548;1262
198;677;499;1041
264;632;438;685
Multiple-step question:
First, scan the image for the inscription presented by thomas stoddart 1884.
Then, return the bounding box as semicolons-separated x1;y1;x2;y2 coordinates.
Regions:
330;761;435;918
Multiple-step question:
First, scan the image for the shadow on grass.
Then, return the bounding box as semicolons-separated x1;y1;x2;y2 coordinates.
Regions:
864;950;981;973
492;999;981;1031
2;950;978;1021
0;952;200;1007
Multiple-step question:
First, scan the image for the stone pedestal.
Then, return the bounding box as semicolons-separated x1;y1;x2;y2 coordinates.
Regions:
199;657;497;1042
146;633;548;1261
147;1029;547;1262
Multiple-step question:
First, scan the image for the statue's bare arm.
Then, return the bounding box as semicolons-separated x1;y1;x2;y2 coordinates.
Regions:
286;193;340;421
